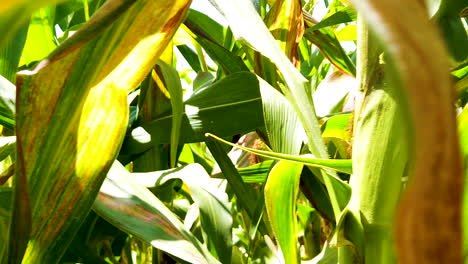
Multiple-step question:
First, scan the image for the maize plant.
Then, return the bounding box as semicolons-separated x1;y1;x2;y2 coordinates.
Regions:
0;0;467;263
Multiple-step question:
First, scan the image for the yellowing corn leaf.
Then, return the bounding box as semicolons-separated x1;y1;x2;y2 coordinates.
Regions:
12;0;191;263
254;0;304;89
264;0;304;65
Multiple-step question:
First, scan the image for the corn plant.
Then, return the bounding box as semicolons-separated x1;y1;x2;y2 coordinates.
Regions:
0;0;467;263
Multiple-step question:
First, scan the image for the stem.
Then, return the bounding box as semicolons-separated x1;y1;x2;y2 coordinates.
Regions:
83;0;90;21
341;15;407;264
194;41;209;72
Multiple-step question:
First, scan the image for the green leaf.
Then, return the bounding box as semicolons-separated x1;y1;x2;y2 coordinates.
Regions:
20;7;57;66
185;9;225;46
206;133;353;174
259;77;305;155
307;7;357;31
299;167;336;222
0;137;15;162
177;45;202;72
191;186;233;263
0;23;28;83
303;24;356;77
212;160;274;183
156;60;184;168
193;72;215;91
122;72;264;156
0;187;12;263
210;0;329;159
94;162;220;264
321;113;352;140
183;22;249;74
205;138;257;219
132;164;233;263
265;161;303;264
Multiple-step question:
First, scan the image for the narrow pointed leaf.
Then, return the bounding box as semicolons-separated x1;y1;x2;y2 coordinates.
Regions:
95;162;220;264
206;133;352;174
156;61;184;167
212;160;275;183
183;20;249;74
307;7;357;31
303;21;356;76
185;9;225;46
205;138;257;219
0;137;15;162
0;23;28;83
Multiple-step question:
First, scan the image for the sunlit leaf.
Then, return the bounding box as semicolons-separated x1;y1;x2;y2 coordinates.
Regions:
212;160;274;183
12;0;191;262
0;0;64;50
206;133;352;174
20;7;57;66
303;21;356;76
209;0;328;159
265;161;303;264
307;7;357;31
260;73;305;155
94;162;220;264
155;60;184;167
121;72;264;157
209;0;354;221
132;164;233;263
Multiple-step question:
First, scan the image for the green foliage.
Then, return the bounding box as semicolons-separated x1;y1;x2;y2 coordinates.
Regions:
0;0;467;263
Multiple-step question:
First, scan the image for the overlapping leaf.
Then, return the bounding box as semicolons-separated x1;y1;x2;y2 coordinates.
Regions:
130;164;233;263
121;72;264;157
206;133;352;174
94;162;220;264
12;0;191;262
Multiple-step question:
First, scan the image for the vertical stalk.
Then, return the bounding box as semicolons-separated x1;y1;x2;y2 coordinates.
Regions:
83;0;90;21
341;15;408;264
